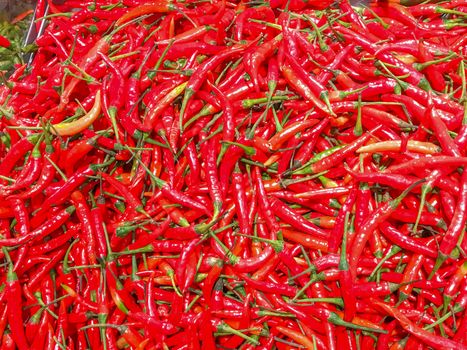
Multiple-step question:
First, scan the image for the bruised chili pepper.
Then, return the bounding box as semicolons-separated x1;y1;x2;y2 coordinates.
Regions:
379;223;437;258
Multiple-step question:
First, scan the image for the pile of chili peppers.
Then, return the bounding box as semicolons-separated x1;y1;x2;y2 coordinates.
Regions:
0;0;467;349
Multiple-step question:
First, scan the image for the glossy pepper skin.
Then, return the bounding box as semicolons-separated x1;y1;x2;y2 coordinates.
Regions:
1;0;467;349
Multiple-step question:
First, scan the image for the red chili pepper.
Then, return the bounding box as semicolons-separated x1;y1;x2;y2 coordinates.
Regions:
28;248;67;291
1;2;467;347
281;63;334;116
179;44;247;128
384;156;467;175
200;137;223;220
0;134;39;185
0;206;75;247
244;34;282;91
31;165;96;221
269;197;329;239
58;36;110;110
295;128;379;175
434;170;467;274
372;300;466;350
243;275;297;297
71;190;97;264
2;249;29;350
0;35;10;48
349;179;424;280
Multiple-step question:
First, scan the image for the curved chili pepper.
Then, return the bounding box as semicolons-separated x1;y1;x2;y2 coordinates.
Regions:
349;179;425;280
281;64;333;116
0;134;39;185
0;206;75;247
59;36;110;110
52;90;102;136
179;44;247;129
244;34;282;91
379;223;437;258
